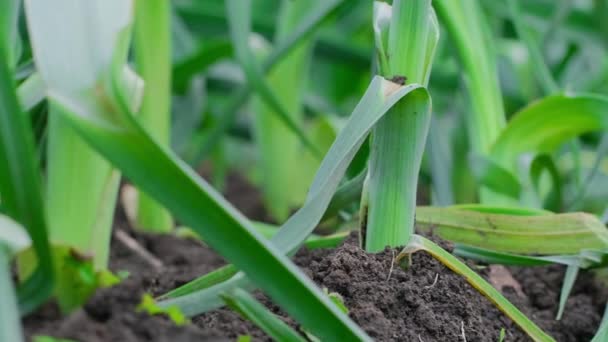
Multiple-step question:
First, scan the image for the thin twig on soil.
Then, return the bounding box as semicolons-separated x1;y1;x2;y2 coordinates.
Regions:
386;249;396;282
114;229;164;270
424;273;439;289
461;321;467;342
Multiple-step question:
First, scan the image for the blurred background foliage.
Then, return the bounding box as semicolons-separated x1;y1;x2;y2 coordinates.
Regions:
16;0;608;223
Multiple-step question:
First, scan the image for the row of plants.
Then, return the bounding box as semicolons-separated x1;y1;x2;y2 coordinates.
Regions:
1;0;608;341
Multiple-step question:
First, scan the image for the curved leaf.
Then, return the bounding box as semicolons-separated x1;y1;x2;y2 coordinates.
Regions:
491;94;608;166
0;7;54;313
397;235;555;341
222;288;307;342
159;79;429;315
415;206;608;254
192;0;347;163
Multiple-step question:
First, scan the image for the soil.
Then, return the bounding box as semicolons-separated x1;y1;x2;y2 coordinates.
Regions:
22;177;607;341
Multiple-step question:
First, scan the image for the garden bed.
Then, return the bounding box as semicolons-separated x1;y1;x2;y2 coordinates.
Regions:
23;183;606;342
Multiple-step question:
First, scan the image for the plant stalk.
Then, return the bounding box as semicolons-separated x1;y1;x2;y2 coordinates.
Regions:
254;0;316;221
133;0;174;232
364;0;438;251
47;112;121;269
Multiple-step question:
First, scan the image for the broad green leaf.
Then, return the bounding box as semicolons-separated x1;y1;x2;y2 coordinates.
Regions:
158;79;429;315
397;235;555;342
450;204;551;216
222;288;307;342
491;94;608;168
415;206;608;254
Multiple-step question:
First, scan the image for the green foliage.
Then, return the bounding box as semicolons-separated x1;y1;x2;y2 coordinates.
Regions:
222;288;307;342
7;0;608;340
137;294;188;326
33;337;77;342
133;0;174;233
0;3;54;314
364;0;438;251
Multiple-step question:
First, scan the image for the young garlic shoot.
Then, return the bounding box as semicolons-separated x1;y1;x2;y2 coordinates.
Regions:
363;0;439;251
24;0;142;311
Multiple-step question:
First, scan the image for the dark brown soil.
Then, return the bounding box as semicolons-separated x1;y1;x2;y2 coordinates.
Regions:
22;178;607;341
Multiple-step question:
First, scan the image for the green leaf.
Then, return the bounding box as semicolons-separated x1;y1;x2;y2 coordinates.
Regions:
470;154;522;199
33;32;371;342
192;0;347;163
529;154;563;211
450;204;551;216
491;94;608;168
508;0;559;94
499;328;506;342
415;206;608;254
252;0;320;221
226;0;321;159
172;38;232;92
222;288;307;342
0;6;54;314
158;78;428;317
556;265;578;320
434;0;506;155
364;0;438;251
324;289;349;314
157;264;239;301
133;0;174;233
453;245;555;267
397;235;555;341
33;337;76;342
592;312;608;342
137;294;188;326
160;228;349;301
